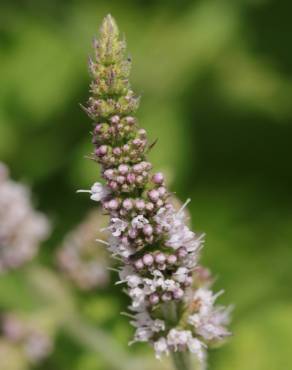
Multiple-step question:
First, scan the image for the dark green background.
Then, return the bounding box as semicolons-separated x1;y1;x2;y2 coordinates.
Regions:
1;1;292;369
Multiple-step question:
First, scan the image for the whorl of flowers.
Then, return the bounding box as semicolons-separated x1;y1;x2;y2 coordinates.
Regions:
1;313;53;364
0;163;50;272
57;209;110;290
79;15;231;364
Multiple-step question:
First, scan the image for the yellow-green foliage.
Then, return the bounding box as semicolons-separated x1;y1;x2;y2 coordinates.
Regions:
0;1;291;369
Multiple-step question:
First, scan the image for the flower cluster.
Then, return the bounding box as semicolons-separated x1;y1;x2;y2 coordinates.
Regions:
0;163;50;272
80;15;231;364
1;313;53;364
57;209;110;290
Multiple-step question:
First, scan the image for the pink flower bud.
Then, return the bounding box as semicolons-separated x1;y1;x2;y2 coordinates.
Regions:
148;189;159;202
144;162;152;170
94;124;102;133
140;161;147;170
134;259;144;270
125;116;135;125
99;145;107;155
158;186;166;196
156;199;164;207
152;172;164;184
143;224;153;236
95;145;107;157
145;202;154;212
104;169;114;179
133;138;142;147
155;253;166;264
126;173;136;184
109;181;118;191
149;293;159;305
173;288;184;300
123;198;133;210
133;163;142;174
108;199;119;210
117;176;125;184
143;254;154;266
135;199;145;210
128;228;138;239
167;255;177;264
122;144;130;152
118;164;129;175
113;147;122;156
111;115;120;124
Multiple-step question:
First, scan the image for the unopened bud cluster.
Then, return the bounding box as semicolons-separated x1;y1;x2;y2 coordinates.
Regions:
80;15;231;363
0;163;50;272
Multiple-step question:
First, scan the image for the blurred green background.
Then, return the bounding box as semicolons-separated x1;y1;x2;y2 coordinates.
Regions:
1;0;292;369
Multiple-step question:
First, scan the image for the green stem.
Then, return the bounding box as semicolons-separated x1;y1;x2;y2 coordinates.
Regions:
172;351;191;370
162;301;178;325
65;314;130;370
162;302;193;370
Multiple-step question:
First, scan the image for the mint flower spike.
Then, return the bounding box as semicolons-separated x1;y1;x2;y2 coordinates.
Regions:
1;313;53;364
57;209;110;291
81;14;231;370
0;162;50;273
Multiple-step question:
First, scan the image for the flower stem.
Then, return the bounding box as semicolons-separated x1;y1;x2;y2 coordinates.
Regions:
172;351;191;370
162;302;191;370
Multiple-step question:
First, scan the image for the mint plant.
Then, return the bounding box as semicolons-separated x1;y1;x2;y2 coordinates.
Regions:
80;15;231;370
